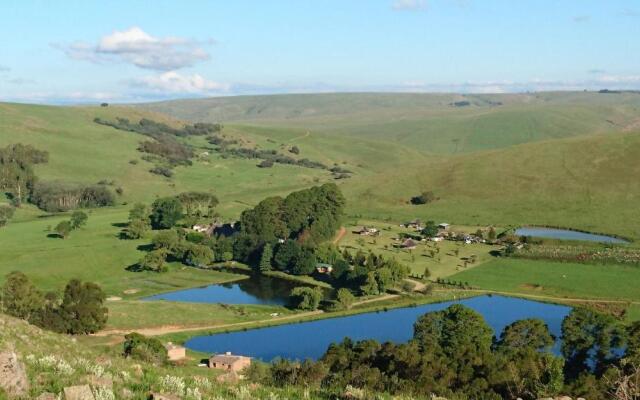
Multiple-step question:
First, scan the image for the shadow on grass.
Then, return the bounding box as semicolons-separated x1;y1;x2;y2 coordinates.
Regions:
46;233;63;239
125;263;144;272
136;243;154;252
112;222;128;228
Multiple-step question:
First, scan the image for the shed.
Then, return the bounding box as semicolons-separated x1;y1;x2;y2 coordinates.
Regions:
209;352;251;372
438;223;450;230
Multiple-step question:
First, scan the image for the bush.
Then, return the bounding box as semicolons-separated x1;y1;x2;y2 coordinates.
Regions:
149;166;174;177
289;286;323;310
123;333;168;365
410;190;437;205
0;205;15;227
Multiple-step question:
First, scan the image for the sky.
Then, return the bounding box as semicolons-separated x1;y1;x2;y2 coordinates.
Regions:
1;0;639;103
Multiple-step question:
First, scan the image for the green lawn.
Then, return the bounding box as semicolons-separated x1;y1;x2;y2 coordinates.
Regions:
451;258;640;302
338;220;499;277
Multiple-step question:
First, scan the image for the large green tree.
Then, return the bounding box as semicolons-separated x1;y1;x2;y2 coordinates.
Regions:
58;279;108;334
1;271;43;321
150;197;183;229
289;286;323;310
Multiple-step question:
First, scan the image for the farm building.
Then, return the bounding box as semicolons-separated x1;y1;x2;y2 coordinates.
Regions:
438;223;450;230
316;263;333;274
164;342;186;361
209;352;252;372
400;238;418;249
192;224;214;235
352;226;380;236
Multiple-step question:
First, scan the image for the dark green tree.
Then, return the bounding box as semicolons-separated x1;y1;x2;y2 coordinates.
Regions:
496;318;555;352
259;243;273;273
150;197;183;229
289;286;323;310
54;220;72;239
336;288;355;310
1;271;43;321
70;210;88;229
139;249;168;272
58;279;108;334
123;332;168;365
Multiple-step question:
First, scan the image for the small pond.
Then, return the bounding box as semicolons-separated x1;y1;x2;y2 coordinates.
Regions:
144;274;313;306
515;227;628;244
185;295;571;361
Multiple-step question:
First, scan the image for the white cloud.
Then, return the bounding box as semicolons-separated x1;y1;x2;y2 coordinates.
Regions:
131;71;229;94
392;0;427;11
56;27;211;71
0;65;10;73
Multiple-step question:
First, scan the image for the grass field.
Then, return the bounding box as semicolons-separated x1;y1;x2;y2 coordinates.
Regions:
2;92;640;334
450;258;640;302
338;220;499;277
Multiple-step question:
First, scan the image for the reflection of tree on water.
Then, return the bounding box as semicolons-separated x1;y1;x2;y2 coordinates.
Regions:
235;275;297;303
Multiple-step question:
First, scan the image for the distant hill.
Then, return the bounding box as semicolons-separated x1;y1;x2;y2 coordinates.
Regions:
137;91;640;154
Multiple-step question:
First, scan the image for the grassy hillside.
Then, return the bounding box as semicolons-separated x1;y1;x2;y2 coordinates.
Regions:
139;92;640;154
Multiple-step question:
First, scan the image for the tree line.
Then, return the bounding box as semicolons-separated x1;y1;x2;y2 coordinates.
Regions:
0;271;107;334
247;303;640;400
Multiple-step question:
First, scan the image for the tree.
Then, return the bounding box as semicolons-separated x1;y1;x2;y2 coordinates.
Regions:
150;197;183;229
273;240;302;271
58;279;108;334
70;210;88;229
487;227;497;241
152;229;181;251
259;243;273;273
410;191;436;205
336;288;355;310
1;271;43;321
183;244;213;267
177;191;218;217
128;203;149;221
375;268;393;292
496;318;555;352
289;286;323;310
562;307;626;378
290;249;317;275
123;332;168;365
423;266;431;280
124;218;150;239
139;249;168;272
54;220;72;239
360;272;379;296
0;205;15;227
421;221;439;237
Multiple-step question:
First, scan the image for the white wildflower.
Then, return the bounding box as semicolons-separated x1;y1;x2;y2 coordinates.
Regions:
56;359;75;375
186;387;202;400
159;375;186;396
89;364;105;377
93;387;116;400
192;376;212;391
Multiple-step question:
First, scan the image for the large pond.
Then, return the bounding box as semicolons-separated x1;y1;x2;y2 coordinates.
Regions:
515;227;628;244
185;295;571;361
144;274;310;306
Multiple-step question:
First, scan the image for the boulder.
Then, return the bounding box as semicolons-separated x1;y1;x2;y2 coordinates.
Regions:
0;350;29;397
149;393;181;400
63;385;95;400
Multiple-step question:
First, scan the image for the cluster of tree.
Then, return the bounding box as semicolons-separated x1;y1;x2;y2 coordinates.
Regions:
240;183;345;254
332;249;410;295
138;137;194;166
122;203;151;239
289;286;324;310
122;332;168;365
221;147;328;170
207;134;238;148
30;182;115;212
0;204;15;227
0;143;49;206
94;117;221;138
138;228;218;272
249;304;640;400
410;190;437;205
53;210;88;239
0;271;107;334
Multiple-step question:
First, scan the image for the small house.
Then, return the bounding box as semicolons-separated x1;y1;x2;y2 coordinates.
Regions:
316;263;333;274
209;352;252;372
352;226;380;236
192;224;214;235
401;238;418;250
406;219;423;230
164;342;186;361
438;223;450;230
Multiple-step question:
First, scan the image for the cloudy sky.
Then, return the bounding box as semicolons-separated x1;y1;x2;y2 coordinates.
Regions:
1;0;639;103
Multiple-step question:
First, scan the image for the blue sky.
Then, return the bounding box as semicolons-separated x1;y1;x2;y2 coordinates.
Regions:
1;0;639;103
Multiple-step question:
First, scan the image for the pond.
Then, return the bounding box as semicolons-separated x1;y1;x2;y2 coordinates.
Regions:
144;274;312;306
515;227;628;244
185;295;571;361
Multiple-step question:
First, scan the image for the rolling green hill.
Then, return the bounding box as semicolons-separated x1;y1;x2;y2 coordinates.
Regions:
138;91;640;154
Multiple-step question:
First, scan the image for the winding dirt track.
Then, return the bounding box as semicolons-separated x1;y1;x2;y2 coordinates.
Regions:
332;226;347;245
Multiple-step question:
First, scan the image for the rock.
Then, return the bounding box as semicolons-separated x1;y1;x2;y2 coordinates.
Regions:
0;350;29;397
63;385;95;400
88;374;113;388
149;393;181;400
36;393;57;400
556;397;572;400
